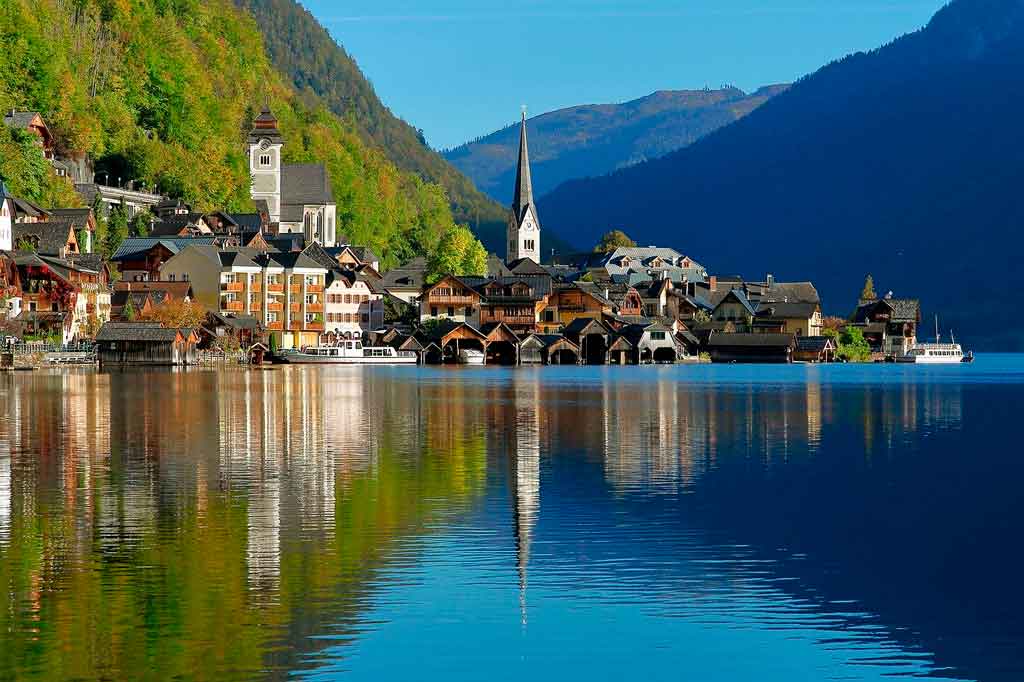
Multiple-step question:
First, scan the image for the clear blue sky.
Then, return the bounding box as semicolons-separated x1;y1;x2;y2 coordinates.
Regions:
301;0;946;150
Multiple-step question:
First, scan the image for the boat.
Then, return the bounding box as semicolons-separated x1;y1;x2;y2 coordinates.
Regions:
280;340;418;365
458;348;485;365
896;316;970;365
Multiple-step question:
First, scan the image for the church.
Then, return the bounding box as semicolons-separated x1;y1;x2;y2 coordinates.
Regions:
247;105;337;247
507;111;541;264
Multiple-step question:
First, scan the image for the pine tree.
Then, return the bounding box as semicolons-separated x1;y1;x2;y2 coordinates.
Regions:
860;274;877;302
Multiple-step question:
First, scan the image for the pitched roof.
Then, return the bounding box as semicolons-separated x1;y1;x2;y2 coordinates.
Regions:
96;322;181;342
48;208;93;229
507;257;548;275
510;112;539;228
227;213;264;232
381;256;428;290
12;222;75;255
714;288;758;317
563;317;609;338
349;246;379;264
110;236;218;261
796;336;835;352
3;110;43;130
267;248;326;271
707;333;796;348
281;164;334;207
755;301;819;319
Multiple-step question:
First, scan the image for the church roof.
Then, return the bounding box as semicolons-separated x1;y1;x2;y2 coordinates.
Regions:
248;103;283;144
510;112;539;229
280;164;334;221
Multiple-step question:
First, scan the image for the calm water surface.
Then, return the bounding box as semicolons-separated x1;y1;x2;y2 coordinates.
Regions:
1;356;1022;680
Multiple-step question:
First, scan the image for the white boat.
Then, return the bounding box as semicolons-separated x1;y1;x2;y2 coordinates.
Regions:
896;316;970;364
458;348;485;365
281;340;418;365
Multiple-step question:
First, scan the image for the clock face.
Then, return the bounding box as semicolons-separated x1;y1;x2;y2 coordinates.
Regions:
259;138;272;151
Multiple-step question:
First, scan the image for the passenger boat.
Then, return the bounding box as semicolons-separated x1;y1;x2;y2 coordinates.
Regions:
280;340;418;365
458;349;485;365
896;317;970;365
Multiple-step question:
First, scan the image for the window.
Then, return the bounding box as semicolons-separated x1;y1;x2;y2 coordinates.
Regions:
431;306;438;316
543;310;554;322
306;294;317;304
168;274;175;282
305;274;318;285
259;154;271;167
361;314;369;323
267;312;278;322
650;331;666;341
344;294;352;304
447;307;455;317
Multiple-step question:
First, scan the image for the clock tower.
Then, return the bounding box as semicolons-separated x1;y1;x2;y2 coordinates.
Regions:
507;111;541;264
248;104;284;223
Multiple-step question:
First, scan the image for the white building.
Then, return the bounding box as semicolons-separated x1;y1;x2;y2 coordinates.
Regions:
324;270;384;340
506;112;540;264
0;181;12;252
247;105;337;247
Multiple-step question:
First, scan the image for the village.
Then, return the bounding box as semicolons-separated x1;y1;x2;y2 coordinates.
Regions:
0;107;926;369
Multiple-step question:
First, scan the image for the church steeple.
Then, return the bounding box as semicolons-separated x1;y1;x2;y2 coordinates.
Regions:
507;110;541;263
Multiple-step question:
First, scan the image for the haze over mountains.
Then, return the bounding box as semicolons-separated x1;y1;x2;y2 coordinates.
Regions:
538;0;1024;349
445;86;787;205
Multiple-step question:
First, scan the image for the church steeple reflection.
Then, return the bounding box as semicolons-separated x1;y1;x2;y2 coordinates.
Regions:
510;378;541;626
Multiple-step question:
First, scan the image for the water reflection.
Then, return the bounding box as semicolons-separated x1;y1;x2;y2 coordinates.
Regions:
0;362;1018;682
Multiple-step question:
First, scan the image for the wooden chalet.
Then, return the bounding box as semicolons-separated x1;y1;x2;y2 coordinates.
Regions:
471;277;550;333
96;323;198;366
707;332;796;364
419;275;482;326
851;295;921;358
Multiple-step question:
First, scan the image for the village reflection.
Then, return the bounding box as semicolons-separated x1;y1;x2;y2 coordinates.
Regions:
0;367;972;681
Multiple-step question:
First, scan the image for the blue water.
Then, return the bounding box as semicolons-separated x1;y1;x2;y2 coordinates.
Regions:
0;355;1021;680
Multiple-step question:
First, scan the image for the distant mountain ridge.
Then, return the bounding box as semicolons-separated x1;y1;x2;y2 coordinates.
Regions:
234;0;575;258
538;0;1024;349
444;85;787;204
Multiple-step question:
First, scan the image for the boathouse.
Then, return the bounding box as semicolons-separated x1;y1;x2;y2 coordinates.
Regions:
96;322;198;366
706;332;795;364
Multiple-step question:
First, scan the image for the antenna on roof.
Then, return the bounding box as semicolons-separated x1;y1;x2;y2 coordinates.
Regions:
521;104;527;119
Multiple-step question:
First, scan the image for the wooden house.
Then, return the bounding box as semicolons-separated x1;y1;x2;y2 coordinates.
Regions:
539;283;615;332
707;332;796;363
419;275;482;326
851;295;921;358
519;334;580;365
711;289;757;329
794;336;836;363
563;317;612;365
754;301;823;337
96;322;198;366
468;276;551;334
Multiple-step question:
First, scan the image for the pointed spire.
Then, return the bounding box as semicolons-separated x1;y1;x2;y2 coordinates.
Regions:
511;109;536;225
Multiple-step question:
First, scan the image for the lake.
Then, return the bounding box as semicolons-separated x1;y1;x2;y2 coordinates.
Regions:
1;356;1022;681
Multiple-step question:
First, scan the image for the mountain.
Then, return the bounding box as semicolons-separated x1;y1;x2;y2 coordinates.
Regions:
234;0;575;259
445;86;787;205
0;0;479;270
538;0;1024;349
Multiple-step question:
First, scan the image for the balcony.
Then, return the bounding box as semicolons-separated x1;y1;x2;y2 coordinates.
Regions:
306;284;323;293
249;283;262;293
267;283;284;294
306;303;323;313
289;285;302;294
266;322;283;331
290;303;301;312
266;302;283;312
223;301;244;312
250;304;262;313
221;282;243;292
304;322;325;332
426;295;477;306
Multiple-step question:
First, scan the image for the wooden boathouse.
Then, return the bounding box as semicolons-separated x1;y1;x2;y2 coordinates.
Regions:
96;322;199;367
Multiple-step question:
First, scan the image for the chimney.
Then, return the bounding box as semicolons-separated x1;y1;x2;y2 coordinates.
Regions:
709;275;718;292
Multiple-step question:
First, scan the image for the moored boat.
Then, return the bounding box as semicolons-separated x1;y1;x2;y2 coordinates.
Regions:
458;349;485;365
896;316;970;364
280;340;417;365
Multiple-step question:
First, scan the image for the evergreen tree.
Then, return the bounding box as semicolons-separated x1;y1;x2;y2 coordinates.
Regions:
860;274;877;302
103;204;129;258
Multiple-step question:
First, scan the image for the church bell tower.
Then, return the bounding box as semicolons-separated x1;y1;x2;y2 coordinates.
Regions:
507;111;541;264
248;103;284;223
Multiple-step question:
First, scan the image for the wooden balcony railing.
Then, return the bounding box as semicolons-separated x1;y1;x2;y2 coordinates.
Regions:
266;302;283;312
221;282;243;292
290;303;301;312
223;301;244;312
425;295;477;306
304;322;324;332
266;322;283;330
306;303;323;313
267;284;284;293
306;284;323;293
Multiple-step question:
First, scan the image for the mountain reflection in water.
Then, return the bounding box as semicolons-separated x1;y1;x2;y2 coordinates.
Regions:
0;359;1021;681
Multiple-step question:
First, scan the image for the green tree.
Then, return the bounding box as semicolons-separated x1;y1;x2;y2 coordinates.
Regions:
103;204;129;257
836;326;872;362
425;224;487;283
122;296;137;321
130;211;152;237
593;229;636;253
860;274;877;302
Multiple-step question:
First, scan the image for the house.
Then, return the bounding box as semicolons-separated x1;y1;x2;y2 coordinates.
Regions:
711;289;758;329
618;321;681;364
12;221;80;256
794;336;837;363
753;301;823;337
13;252;111;343
563;317;613;365
323;245;381;272
74;182;165;219
110;290;156;320
159;244;327;349
110;236;219;281
467;276;551;334
851;295;921;357
0;181;12;251
419;274;482;326
110;281;191;320
707;332;796;363
247;105;337;246
48;208;97;253
4;110;55;160
112;280;194;301
380;257;428;303
324;269;384;341
598;246;707;284
149;213;213;238
203;311;262;348
538;282;615;332
96;322;198;366
415;319;489;364
518;334;580;365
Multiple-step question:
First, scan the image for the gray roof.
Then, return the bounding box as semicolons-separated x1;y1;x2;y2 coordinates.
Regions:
349;246;379;264
507;257;548;275
281;164;334;208
755;301;819;319
381;257;427;290
3;110;43;130
707;333;796;348
96;322;182;342
713;288;758;317
510;112;539;228
12;222;75;255
49;208;92;229
266;248;326;271
796;336;835;352
111;237;218;261
852;297;920;323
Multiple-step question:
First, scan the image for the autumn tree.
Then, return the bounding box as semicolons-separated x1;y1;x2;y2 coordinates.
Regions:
860;274;877;302
147;299;207;329
593;230;636;253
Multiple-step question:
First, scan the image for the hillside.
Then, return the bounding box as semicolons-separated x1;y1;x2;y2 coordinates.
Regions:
233;0;575;258
538;0;1024;349
0;0;474;270
445;86;787;204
